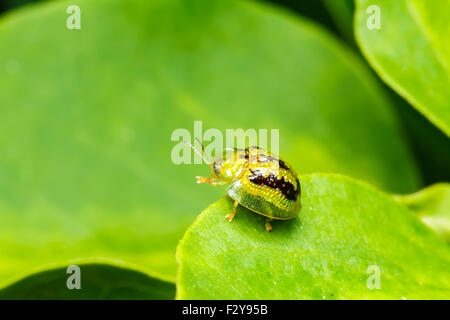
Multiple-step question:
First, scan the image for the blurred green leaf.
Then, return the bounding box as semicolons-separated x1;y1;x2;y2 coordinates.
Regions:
390;91;450;185
319;0;450;185
0;0;419;287
176;174;450;299
322;0;355;46
0;263;175;299
394;183;450;242
0;0;44;15
355;0;450;136
264;0;337;36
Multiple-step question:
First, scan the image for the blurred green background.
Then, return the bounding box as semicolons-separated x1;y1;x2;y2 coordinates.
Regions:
0;0;448;299
2;0;447;184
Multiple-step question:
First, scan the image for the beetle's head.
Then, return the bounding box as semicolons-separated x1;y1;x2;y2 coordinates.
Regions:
211;149;248;184
185;139;249;185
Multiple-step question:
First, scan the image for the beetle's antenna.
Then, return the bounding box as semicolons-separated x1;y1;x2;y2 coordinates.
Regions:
194;137;209;163
184;139;212;167
185;139;216;180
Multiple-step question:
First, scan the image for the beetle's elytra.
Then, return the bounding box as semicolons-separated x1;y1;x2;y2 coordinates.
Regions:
187;140;301;231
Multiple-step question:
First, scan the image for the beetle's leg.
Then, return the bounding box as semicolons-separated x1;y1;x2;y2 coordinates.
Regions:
196;176;218;186
265;218;273;232
226;201;239;222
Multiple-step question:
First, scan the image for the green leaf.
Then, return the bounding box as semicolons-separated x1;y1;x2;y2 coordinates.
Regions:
176;174;450;299
0;0;419;286
393;183;450;242
0;263;175;299
355;0;450;136
323;0;450;184
322;0;356;46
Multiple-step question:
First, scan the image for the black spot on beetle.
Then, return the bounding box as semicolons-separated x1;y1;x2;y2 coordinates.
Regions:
248;171;299;201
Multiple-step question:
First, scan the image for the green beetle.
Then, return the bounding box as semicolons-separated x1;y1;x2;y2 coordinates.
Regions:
188;140;301;231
